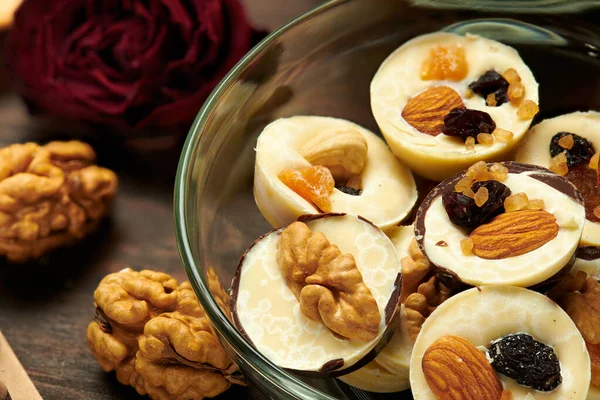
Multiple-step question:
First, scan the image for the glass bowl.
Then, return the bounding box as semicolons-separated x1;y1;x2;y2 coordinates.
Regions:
175;0;600;398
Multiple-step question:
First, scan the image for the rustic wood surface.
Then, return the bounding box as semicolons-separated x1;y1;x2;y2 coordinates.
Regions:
0;1;321;399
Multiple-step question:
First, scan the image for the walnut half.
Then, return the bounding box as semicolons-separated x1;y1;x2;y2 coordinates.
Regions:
276;221;381;341
0;141;117;262
550;271;600;389
87;268;243;400
400;238;451;341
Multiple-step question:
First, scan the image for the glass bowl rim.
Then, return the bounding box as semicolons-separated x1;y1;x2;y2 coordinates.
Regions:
174;1;344;398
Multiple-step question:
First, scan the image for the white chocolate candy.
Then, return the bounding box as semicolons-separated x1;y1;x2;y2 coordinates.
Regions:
515;111;600;246
410;286;590;399
371;32;538;181
338;225;415;391
231;214;402;374
419;170;585;287
572;256;600;279
337;358;409;393
254;116;417;230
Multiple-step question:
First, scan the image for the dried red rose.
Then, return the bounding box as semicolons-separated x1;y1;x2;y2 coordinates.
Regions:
6;0;254;132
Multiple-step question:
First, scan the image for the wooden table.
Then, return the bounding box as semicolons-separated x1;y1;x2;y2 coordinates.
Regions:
0;1;321;398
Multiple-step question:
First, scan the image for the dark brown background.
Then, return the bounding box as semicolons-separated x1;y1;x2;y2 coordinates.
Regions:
0;1;321;399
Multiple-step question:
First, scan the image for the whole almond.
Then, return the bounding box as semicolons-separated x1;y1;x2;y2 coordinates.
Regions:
402;86;464;136
470;209;558;259
422;335;503;400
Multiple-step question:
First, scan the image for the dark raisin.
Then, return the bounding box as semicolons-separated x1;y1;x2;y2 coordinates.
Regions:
468;69;509;106
336;185;362;196
550;132;595;167
441;107;496;141
442;180;511;228
488;333;562;392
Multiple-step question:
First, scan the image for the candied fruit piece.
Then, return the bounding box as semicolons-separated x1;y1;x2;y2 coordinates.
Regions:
527;199;545;210
550;132;595;167
517;100;539;120
565;165;600;222
558;134;575;150
493;128;514;142
465;136;475;150
443;180;511;228
467;161;488;178
461;238;474;255
590;153;600;170
487;333;562;392
507;82;526;105
502;68;521;84
279;166;334;212
466;161;493;182
420;45;468;81
442;107;496;141
455;176;474;192
462;188;475;198
477;133;494;146
474;187;489;207
465;88;474;99
490;163;509;181
550;152;569;176
504;192;529;212
468;70;509;107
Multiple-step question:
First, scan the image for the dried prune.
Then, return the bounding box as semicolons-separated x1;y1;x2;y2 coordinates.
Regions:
488;333;562;392
442;180;511;228
442;107;496;141
565;165;600;223
468;70;509;106
336;185;362;196
550;132;595;167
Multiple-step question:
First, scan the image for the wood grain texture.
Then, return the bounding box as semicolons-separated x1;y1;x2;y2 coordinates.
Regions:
0;1;322;399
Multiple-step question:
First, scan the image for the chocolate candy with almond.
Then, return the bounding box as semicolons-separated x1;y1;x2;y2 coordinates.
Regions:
414;161;585;289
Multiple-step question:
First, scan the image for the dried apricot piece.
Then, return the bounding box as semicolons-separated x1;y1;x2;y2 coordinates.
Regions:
279;166;334;212
421;45;468;81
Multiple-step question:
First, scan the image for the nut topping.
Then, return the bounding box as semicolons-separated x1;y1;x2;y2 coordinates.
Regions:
400;238;451;341
300;128;368;181
558;276;600;344
422;335;503;400
587;342;600;388
402;86;464;136
469;209;559;259
400;238;431;303
276;221;381;341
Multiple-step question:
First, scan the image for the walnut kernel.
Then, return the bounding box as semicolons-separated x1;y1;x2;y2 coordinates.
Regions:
87;268;243;400
0;141;117;261
276;221;380;341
